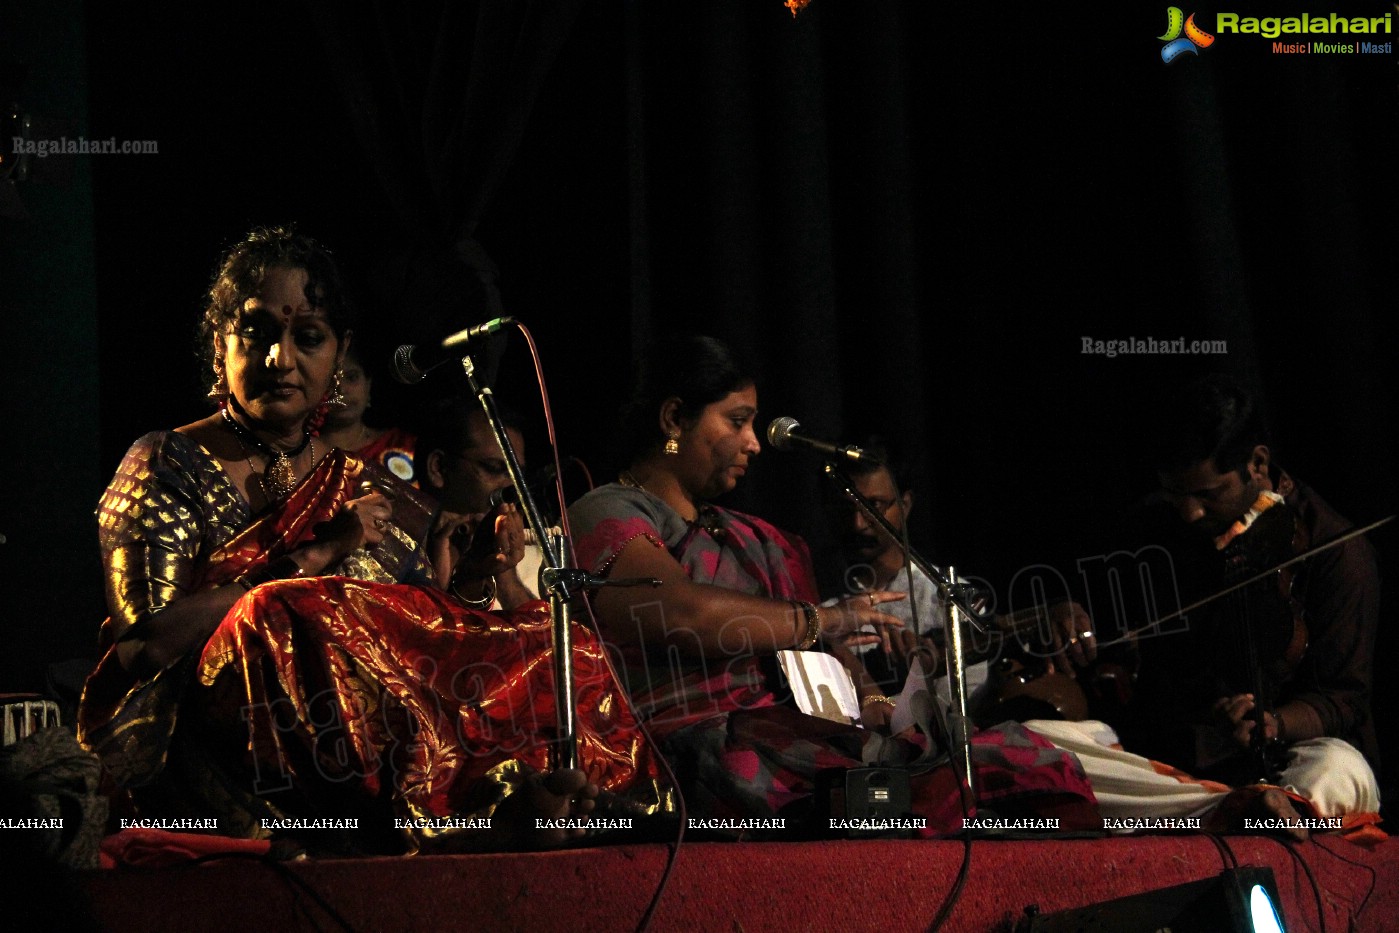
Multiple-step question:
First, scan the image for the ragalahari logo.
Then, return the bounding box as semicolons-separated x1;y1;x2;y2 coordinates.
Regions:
1159;7;1216;62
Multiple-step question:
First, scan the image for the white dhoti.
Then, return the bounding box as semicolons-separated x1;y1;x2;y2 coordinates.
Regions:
1024;719;1380;822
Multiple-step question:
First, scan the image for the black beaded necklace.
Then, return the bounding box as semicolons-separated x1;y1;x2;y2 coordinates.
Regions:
221;407;312;500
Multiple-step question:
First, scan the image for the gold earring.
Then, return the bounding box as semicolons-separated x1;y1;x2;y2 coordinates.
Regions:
664;433;680;456
326;369;347;409
208;357;229;401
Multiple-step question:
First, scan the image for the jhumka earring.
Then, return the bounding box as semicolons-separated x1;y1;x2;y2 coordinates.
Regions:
664;433;680;456
207;359;229;402
326;368;348;409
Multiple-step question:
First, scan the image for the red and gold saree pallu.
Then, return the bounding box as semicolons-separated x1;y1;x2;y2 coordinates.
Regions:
81;450;669;850
199;581;670;846
79;449;383;790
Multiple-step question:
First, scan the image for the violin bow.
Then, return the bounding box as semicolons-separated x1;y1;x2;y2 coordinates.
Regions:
1093;514;1394;650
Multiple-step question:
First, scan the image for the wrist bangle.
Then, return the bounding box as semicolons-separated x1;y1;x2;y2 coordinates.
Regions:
236;555;308;591
793;601;821;650
861;694;895;710
453;576;498;609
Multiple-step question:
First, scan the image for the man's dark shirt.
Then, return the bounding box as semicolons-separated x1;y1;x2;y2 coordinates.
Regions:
1100;473;1380;781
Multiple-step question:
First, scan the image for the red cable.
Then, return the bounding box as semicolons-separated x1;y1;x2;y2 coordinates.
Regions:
512;321;687;933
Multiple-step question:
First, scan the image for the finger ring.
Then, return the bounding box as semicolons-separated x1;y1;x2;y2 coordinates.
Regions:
1081;630;1094;640
868;593;877;608
374;519;387;530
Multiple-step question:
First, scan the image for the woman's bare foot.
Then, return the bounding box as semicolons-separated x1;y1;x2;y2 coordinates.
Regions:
493;768;600;849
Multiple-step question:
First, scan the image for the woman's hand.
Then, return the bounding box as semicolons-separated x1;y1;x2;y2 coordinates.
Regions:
821;590;906;651
116;487;395;676
860;696;896;733
308;490;394;570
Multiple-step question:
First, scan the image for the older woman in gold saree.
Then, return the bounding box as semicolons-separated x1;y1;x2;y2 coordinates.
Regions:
79;227;666;853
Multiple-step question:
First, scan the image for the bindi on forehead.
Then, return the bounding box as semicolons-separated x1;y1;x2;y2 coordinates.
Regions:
240;295;326;323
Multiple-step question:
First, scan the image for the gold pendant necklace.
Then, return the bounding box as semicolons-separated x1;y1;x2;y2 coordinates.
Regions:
262;449;298;498
222;408;312;500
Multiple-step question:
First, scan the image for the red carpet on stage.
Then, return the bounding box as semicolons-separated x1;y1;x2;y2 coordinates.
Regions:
80;834;1399;932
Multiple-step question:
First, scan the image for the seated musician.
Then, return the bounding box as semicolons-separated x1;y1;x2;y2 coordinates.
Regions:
416;398;542;610
568;334;1099;833
78;226;668;853
1032;374;1380;833
819;439;990;711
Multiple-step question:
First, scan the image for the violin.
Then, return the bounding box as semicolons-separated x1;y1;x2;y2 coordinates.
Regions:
1214;488;1309;782
909;504;1384;736
969;493;1314;735
1217;491;1308;663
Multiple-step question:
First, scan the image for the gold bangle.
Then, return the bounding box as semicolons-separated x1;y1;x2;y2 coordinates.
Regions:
793;601;821;650
453;576;498;609
860;694;895;709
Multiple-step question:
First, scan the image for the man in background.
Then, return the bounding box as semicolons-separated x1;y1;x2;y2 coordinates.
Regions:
821;439;991;706
417;399;542;610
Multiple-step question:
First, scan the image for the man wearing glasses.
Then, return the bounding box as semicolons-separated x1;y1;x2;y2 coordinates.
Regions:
417;399;540;610
821;439;991;707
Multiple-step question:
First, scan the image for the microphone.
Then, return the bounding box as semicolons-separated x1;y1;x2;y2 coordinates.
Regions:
766;417;882;465
392;316;516;384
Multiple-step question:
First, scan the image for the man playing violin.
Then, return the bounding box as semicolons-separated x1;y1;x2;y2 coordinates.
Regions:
1038;374;1380;832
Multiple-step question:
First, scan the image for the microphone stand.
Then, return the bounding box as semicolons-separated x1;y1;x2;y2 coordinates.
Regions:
823;462;989;814
458;353;658;771
458;354;575;768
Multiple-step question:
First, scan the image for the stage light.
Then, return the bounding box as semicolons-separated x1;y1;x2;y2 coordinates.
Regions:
1019;867;1288;932
1249;882;1285;933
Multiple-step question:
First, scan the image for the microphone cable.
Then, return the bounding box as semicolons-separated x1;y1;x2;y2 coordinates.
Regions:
513;321;687;933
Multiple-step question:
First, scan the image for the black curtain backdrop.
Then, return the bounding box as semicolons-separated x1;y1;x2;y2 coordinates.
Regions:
0;0;100;707
5;0;1395;792
305;0;585;374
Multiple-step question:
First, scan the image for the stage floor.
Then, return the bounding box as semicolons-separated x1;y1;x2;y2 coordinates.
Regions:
79;833;1398;932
